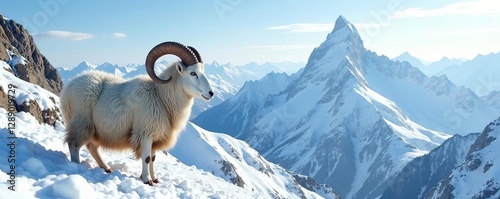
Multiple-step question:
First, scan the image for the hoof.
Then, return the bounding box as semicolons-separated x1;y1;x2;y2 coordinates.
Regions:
104;169;112;173
153;179;160;184
144;180;153;186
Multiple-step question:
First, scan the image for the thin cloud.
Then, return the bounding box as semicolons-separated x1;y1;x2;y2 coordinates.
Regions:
32;30;95;41
266;23;333;33
423;27;500;36
240;45;316;50
354;22;391;30
267;22;390;33
394;0;500;18
112;32;127;38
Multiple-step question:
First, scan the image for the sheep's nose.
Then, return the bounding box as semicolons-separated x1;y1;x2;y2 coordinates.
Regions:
209;91;214;97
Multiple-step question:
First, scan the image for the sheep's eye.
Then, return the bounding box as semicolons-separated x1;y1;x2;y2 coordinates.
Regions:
190;72;197;77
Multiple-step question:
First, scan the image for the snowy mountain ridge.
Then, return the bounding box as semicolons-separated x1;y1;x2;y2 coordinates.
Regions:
436;52;500;96
426;117;500;199
171;123;338;199
194;15;500;199
393;51;500;97
380;133;480;199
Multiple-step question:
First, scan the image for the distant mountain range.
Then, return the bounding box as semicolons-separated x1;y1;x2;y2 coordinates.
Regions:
393;51;500;96
57;60;304;118
193;16;500;199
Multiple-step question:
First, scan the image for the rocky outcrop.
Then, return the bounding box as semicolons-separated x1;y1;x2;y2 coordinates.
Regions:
17;98;60;126
0;14;63;125
0;14;62;94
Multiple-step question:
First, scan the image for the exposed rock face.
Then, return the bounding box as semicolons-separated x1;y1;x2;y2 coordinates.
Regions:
0;86;9;109
0;14;62;94
425;117;500;199
0;14;63;125
380;133;480;199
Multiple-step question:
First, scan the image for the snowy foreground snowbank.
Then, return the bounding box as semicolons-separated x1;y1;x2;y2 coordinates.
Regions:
0;109;259;198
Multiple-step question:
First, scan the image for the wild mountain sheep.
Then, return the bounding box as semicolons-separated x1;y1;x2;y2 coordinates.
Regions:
60;42;214;185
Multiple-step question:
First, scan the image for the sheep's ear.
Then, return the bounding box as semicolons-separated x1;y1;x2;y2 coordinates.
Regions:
176;63;184;74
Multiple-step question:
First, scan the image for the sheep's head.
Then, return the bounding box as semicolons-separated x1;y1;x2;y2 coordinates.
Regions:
145;42;214;101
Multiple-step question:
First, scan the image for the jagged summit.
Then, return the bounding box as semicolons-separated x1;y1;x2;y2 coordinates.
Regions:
320;15;363;49
334;15;349;29
305;16;364;70
332;15;357;35
75;61;97;69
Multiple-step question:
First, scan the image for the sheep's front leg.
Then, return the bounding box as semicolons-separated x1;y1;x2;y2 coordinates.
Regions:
140;138;154;186
149;150;160;183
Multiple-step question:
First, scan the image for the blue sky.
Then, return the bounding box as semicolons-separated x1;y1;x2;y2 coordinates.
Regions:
1;0;499;67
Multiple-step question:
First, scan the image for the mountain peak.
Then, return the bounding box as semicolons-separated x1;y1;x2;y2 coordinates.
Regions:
76;61;96;69
400;51;412;57
333;15;351;31
440;56;451;61
318;15;363;50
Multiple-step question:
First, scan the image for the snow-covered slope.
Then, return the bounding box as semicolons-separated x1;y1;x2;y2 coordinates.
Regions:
482;91;500;110
0;110;334;198
426;116;500;199
0;61;60;120
194;16;500;199
0;111;259;198
380;133;480;199
171;123;338;199
436;52;500;96
194;70;301;136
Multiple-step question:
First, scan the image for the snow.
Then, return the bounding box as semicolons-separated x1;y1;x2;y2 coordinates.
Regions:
426;118;500;199
1;61;59;111
0;108;261;198
170;123;329;199
7;52;28;66
448;118;500;198
49;175;96;198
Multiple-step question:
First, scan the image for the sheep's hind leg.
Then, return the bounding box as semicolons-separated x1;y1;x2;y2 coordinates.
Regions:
149;150;160;183
68;141;81;163
86;143;112;173
140;138;154;186
66;116;93;164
